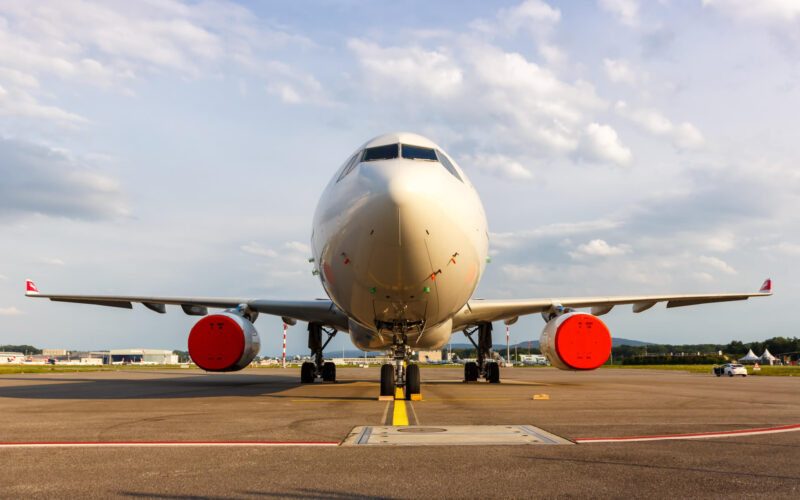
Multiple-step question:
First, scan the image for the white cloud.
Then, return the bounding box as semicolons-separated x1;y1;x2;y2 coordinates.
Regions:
40;258;65;266
598;0;640;27
584;123;633;165
491;219;621;249
499;0;561;33
570;239;631;259
698;255;737;275
0;306;23;316
284;241;311;255
603;58;641;86
702;0;800;24
0;274;7;280
461;153;534;181
348;39;463;98
673;122;705;150
471;0;561;37
0;138;128;220
0;0;326;127
501;264;544;281
241;242;278;258
615;101;705;150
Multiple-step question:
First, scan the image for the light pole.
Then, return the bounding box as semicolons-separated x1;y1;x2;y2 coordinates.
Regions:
282;323;287;368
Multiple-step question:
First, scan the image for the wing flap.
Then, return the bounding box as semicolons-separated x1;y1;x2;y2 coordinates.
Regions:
455;284;771;328
50;298;133;309
25;281;348;330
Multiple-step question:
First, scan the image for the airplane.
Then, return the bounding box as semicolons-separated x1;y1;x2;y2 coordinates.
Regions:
25;132;772;399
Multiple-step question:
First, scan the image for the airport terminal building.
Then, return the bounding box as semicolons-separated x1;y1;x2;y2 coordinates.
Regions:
110;349;178;364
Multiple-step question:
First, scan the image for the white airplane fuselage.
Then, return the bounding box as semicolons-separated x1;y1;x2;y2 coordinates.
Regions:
311;132;488;351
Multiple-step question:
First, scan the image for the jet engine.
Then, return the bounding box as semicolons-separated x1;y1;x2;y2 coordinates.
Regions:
539;312;611;370
188;311;261;371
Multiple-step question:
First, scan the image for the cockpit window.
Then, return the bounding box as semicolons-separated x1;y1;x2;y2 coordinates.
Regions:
363;144;399;161
401;144;437;161
436;150;463;182
336;150;361;182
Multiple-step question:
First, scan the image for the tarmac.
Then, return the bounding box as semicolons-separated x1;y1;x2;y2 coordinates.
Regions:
0;366;797;498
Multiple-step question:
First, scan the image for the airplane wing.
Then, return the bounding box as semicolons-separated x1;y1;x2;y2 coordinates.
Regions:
453;279;772;328
24;280;349;330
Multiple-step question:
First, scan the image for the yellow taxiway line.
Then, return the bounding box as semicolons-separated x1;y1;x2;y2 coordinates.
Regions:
393;387;409;426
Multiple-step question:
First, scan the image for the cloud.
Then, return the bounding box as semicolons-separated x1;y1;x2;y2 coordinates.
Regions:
569;239;631;259
501;264;544;282
491;219;621;249
584;123;633;165
460;153;534;181
603;58;641;86
284;241;311;255
698;255;737;275
702;0;800;24
241;242;278;258
347;39;463;98
0;0;326;125
598;0;640;27
40;258;65;266
0;307;23;316
0;137;128;221
615;101;705;150
0;274;6;280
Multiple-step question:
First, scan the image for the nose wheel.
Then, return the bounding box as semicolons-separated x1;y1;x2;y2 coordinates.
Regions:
380;364;395;397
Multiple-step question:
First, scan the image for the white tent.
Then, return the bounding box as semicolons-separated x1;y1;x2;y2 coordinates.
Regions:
760;348;776;365
738;349;759;364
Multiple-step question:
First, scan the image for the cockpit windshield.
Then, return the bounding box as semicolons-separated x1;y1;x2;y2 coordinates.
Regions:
401;144;437;161
363;144;399;161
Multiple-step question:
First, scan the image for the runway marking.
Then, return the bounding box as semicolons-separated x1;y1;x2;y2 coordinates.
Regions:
393;387;409;426
574;424;800;443
420;398;511;402
0;441;339;448
290;399;374;402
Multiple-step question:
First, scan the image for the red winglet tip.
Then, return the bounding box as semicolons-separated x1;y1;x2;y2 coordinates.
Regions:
759;278;771;294
26;279;40;295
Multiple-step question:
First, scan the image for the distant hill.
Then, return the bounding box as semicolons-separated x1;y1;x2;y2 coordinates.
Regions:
444;338;654;350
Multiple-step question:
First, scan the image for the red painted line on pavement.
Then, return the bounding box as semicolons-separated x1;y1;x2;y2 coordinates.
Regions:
573;424;800;443
0;441;339;448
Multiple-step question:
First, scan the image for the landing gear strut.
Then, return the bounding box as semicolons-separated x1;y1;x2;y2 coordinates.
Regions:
300;322;337;383
463;322;500;383
378;327;421;399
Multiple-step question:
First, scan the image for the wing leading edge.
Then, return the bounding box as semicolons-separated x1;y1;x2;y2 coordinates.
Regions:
453;278;772;329
24;280;349;331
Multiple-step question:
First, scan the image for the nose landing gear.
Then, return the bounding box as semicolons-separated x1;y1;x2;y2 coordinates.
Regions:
463;322;501;383
300;323;338;383
379;330;422;399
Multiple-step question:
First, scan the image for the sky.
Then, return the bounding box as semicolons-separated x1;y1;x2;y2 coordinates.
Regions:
1;0;798;355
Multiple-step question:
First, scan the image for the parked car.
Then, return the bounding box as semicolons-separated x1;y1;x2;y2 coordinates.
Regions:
713;363;747;377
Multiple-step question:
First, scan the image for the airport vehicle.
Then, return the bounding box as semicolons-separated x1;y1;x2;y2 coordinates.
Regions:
25;132;772;398
713;364;748;377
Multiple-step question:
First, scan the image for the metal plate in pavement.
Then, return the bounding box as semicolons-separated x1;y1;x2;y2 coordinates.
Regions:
341;425;573;446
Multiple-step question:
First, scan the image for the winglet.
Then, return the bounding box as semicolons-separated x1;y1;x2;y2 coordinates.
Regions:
26;279;39;296
759;278;771;294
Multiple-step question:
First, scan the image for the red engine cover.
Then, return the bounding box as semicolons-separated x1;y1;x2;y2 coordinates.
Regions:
188;314;246;371
554;313;612;370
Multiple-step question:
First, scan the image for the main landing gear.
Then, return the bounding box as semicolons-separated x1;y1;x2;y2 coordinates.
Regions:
378;330;421;400
463;322;501;384
300;323;338;383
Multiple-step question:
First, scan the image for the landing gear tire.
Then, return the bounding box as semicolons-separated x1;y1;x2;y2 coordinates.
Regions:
322;361;336;382
464;362;479;382
406;364;420;398
486;361;500;383
380;364;396;397
300;362;315;383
